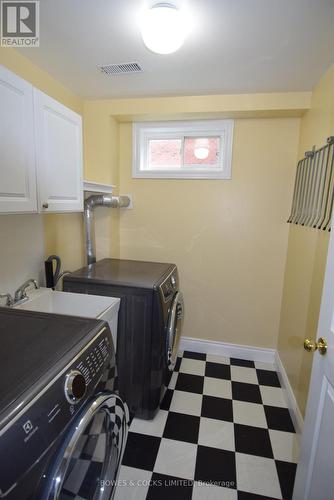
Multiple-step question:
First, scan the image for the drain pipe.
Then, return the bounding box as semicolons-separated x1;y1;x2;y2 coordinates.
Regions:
84;194;130;265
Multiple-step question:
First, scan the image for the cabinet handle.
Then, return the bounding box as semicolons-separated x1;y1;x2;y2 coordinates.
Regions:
42;202;49;209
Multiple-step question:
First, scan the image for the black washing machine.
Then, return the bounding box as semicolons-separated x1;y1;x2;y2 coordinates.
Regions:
64;258;184;419
0;308;128;500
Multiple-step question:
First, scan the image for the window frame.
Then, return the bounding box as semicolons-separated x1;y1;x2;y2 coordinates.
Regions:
132;120;234;179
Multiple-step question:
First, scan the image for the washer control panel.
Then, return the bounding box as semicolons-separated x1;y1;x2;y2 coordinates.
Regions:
76;335;110;387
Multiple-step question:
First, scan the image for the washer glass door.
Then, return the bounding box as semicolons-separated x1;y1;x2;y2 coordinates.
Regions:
166;292;184;370
45;393;128;500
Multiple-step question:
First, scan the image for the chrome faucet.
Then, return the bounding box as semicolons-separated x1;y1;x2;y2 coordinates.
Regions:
14;279;38;304
54;271;71;289
0;293;14;307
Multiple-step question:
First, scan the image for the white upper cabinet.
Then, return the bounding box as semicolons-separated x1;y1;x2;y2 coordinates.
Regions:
0;65;83;214
0;65;37;213
34;89;83;212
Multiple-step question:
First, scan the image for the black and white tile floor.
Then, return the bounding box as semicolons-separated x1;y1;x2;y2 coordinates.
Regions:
115;351;299;500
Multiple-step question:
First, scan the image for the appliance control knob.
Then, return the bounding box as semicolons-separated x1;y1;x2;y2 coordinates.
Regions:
65;370;86;404
171;275;177;290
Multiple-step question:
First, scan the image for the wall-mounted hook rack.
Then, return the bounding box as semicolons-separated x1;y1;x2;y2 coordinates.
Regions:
287;137;334;231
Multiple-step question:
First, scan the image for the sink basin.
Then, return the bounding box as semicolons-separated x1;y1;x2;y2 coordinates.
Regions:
14;287;121;351
15;287;119;320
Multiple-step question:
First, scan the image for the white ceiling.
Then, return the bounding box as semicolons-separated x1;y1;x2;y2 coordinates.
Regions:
19;0;334;99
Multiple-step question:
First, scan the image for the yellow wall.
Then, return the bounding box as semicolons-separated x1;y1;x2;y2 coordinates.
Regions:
118;118;300;346
81;93;308;347
0;48;85;273
0;48;82;113
92;91;310;121
0;49;120;270
0;49;305;349
83;103;121;259
1;47;333;417
278;63;334;416
81;92;310;275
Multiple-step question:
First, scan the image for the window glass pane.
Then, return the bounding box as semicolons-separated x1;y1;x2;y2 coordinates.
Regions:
148;139;182;169
183;137;220;166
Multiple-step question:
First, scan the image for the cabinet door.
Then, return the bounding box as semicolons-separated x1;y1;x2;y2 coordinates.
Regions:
0;65;37;213
34;89;83;212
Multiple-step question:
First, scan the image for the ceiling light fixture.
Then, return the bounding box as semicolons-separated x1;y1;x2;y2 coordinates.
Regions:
141;3;187;55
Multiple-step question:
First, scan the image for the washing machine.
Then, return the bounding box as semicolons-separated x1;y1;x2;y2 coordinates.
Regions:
64;258;184;419
0;307;128;500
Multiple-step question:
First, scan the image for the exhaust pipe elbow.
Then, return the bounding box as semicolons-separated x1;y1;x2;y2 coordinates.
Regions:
84;194;131;265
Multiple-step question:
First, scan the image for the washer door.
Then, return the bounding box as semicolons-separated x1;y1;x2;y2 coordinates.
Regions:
44;393;128;500
166;292;184;371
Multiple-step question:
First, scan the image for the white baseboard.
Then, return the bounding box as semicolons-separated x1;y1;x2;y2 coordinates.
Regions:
179;336;276;364
179;336;304;436
274;351;304;436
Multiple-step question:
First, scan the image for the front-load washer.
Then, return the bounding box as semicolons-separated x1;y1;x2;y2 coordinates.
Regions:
0;307;128;500
64;258;184;419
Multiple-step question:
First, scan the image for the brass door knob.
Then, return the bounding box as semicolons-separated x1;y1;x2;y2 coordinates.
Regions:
304;337;327;355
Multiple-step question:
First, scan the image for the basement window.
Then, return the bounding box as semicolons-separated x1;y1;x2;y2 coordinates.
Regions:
132;120;234;179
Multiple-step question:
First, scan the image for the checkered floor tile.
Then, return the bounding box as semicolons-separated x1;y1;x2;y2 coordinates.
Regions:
114;351;299;500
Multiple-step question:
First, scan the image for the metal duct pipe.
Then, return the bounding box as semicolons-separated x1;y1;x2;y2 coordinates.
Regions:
84;194;130;265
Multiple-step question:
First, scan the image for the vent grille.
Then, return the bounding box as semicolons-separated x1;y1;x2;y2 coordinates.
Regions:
98;62;143;75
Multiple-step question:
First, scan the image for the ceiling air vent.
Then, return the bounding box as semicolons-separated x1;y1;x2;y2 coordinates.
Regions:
98;62;143;76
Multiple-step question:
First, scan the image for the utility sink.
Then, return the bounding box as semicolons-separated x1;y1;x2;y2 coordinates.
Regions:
14;287;121;351
14;287;119;320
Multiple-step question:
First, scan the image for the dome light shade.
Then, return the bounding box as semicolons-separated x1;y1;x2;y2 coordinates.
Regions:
141;3;186;54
